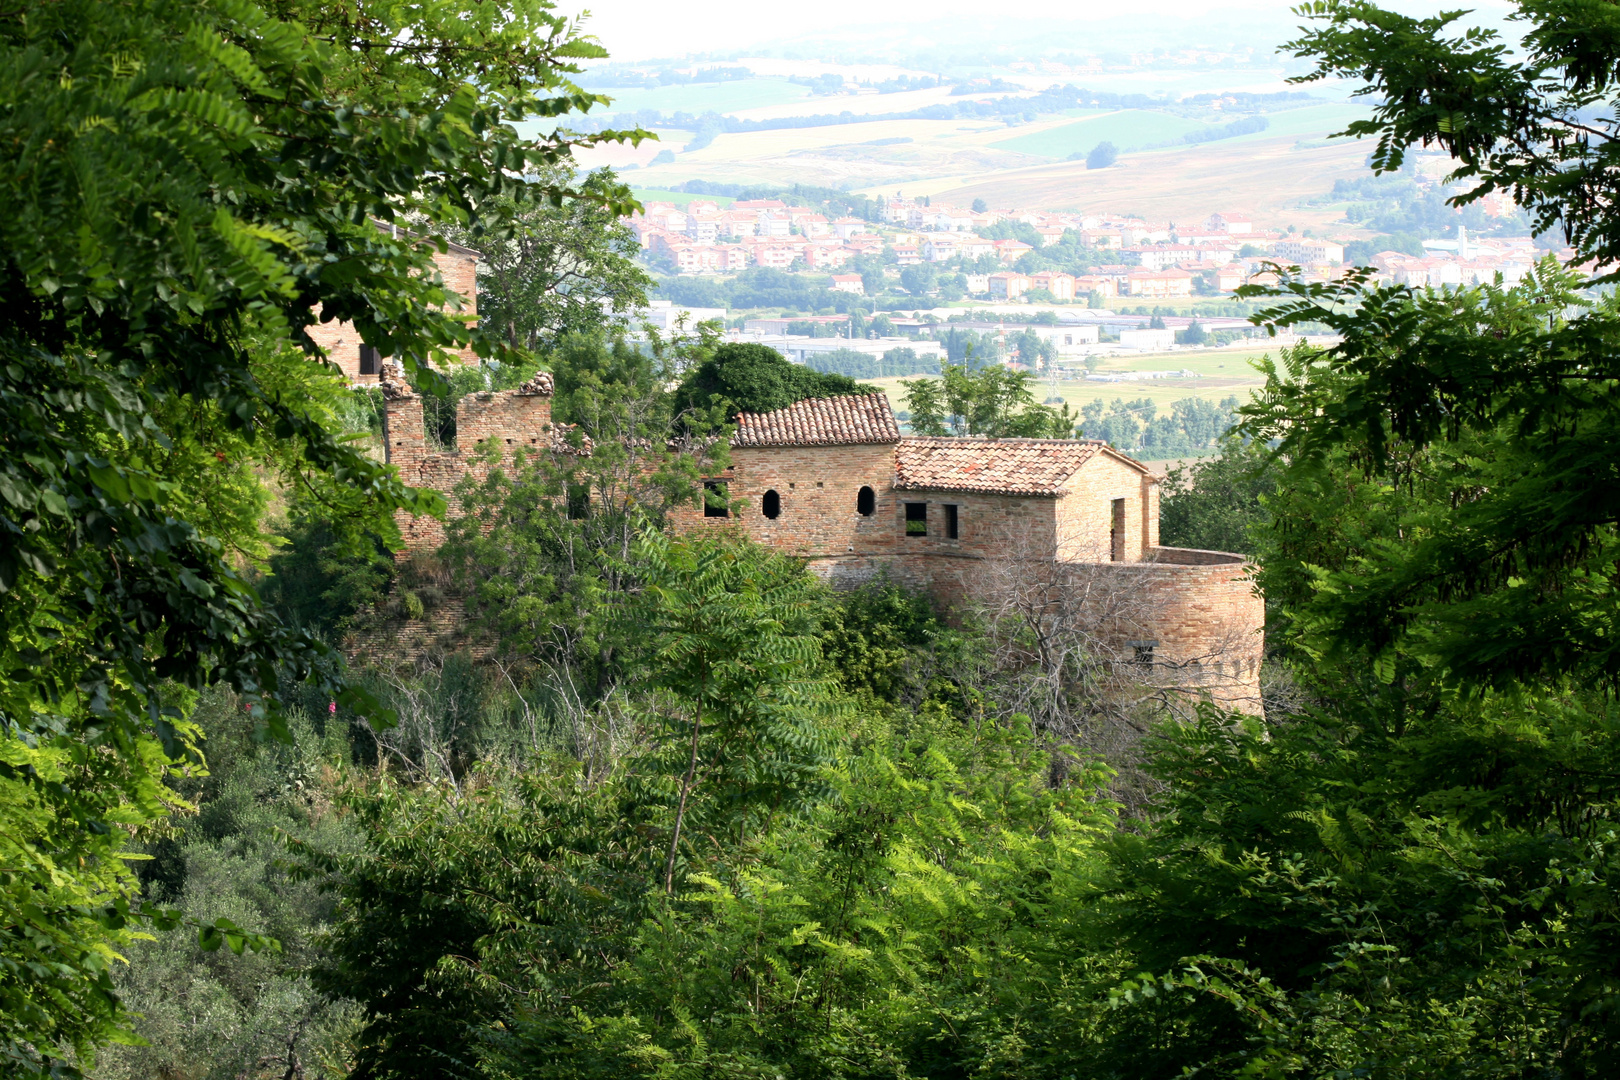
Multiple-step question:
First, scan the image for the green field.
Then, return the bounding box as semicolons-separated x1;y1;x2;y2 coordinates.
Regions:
859;345;1278;424
990;110;1219;158
1217;102;1372;144
631;187;735;207
598;78;813;118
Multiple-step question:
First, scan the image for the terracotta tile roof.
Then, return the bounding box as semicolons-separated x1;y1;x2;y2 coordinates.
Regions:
896;437;1116;496
733;393;900;447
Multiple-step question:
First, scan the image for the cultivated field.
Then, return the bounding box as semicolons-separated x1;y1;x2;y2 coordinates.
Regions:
858;342;1281;423
909;131;1374;227
583;98;1374;228
990;110;1217;157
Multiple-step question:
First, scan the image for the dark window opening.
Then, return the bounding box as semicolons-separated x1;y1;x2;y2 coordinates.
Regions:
905;502;927;536
857;485;875;516
1130;639;1157;665
703;480;729;518
944;503;959;539
1110;497;1126;561
762;489;781;520
566;483;590;520
358;344;380;375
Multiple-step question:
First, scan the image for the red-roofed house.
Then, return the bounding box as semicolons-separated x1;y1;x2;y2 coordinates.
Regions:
830;274;865;295
374;381;1268;713
1029;271;1076;300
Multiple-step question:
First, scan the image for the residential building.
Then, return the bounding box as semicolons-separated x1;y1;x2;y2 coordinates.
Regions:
993;239;1034;263
830;274;865;294
1124;267;1195;298
1272;238;1345;266
1207;212;1253;235
1029;271;1076;300
988;271;1031;299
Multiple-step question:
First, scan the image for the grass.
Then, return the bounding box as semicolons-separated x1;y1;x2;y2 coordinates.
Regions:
989;110;1219;158
597;78;813;118
631;188;735;207
858;344;1277;422
1223;103;1371;143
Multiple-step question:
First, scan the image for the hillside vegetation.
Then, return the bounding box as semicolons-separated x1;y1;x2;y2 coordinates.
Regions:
9;1;1620;1078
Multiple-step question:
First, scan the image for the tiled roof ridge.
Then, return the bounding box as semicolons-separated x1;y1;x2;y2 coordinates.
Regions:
894;436;1142;496
733;391;900;448
900;435;1108;448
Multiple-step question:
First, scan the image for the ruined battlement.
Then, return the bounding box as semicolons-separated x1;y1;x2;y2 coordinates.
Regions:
380;364;558;549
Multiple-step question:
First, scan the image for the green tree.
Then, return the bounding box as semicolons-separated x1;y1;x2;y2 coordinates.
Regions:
903;361;1077;438
442;332;729;689
1158;436;1275;554
1082;1;1620;1071
462;168;653;352
0;0;635;1068
1086;141;1118;169
899;262;938;296
672;342;867;419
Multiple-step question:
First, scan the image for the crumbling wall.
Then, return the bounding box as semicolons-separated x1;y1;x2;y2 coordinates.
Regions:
382;364;556;553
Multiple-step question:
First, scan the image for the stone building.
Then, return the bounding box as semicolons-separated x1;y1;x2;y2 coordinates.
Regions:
305;236;482;383
663;393;1265;711
378;382;1264;712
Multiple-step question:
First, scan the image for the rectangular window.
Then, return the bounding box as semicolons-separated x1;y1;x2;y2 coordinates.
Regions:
1110;498;1126;561
703;480;729;518
944;503;959;539
358;343;380;375
1130;640;1157;665
566;483;590;520
905;502;927;536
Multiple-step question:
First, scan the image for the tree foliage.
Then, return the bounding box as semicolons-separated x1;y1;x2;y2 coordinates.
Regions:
461;169;653;353
0;0;636;1067
673;342;868;419
902;360;1078;438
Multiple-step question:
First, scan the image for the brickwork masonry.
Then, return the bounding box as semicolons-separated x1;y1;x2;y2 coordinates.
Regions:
305;244;481;383
381;366;557;552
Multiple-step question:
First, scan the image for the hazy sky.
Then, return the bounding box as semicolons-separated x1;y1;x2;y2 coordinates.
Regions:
566;0;1515;64
568;0;1303;62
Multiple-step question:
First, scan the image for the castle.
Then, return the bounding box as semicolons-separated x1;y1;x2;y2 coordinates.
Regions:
376;368;1265;713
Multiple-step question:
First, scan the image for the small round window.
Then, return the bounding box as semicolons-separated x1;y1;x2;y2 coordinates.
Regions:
762;489;781;520
857;486;875;516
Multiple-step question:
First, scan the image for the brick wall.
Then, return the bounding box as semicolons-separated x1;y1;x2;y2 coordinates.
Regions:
373;412;1265;715
309;246;481;383
385;382;554;553
667;443;1063;569
1053;450;1155;562
1131;550;1265;712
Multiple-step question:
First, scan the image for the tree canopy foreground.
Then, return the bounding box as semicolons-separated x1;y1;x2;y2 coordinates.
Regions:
0;0;639;1067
